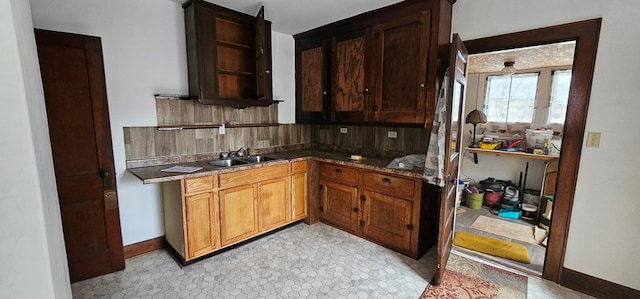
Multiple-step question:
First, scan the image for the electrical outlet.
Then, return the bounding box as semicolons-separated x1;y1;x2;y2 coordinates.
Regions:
388;131;398;138
586;132;601;147
340;127;348;134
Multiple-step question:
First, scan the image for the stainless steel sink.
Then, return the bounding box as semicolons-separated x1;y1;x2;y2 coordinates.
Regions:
208;156;278;168
236;155;277;163
208;159;248;168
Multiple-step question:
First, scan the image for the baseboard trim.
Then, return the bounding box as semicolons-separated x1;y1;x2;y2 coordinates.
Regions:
561;268;640;299
123;236;165;259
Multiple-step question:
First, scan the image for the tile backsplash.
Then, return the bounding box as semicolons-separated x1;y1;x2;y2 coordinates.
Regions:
123;98;430;163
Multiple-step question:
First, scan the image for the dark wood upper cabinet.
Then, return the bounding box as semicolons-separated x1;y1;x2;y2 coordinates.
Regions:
332;29;369;123
184;0;273;109
294;0;454;126
296;38;328;123
370;11;430;124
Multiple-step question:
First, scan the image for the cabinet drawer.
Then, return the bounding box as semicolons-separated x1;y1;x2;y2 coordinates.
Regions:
183;176;216;194
361;171;415;199
320;163;359;186
219;164;289;189
291;160;307;174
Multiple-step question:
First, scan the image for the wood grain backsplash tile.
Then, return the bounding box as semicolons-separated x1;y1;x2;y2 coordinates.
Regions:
125;100;428;161
156;99;278;126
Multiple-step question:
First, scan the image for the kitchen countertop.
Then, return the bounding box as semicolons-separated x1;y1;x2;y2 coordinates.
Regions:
127;149;425;184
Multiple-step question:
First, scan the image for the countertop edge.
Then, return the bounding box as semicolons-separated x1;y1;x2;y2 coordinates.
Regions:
128;151;424;184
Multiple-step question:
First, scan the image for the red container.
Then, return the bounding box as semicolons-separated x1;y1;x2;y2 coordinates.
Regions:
483;190;503;207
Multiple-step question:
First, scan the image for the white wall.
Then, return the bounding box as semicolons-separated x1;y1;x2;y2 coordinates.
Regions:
453;0;640;290
1;0;71;297
273;31;296;124
29;0;297;246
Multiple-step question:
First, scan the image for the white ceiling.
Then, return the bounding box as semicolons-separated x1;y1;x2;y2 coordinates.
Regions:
170;0;403;35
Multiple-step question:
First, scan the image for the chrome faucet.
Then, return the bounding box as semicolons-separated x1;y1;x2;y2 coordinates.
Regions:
235;147;249;157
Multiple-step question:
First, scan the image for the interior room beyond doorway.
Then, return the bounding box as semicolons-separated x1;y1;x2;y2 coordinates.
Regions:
457;41;576;276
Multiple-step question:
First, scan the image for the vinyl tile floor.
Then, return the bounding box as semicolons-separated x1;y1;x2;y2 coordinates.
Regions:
455;205;547;275
71;222;594;299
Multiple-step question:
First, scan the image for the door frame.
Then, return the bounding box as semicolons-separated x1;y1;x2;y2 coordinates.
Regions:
463;18;601;283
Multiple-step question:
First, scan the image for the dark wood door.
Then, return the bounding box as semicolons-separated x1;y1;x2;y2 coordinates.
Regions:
332;29;369;123
35;29;124;282
434;33;467;285
319;180;359;233
371;10;431;124
361;190;412;252
254;5;272;103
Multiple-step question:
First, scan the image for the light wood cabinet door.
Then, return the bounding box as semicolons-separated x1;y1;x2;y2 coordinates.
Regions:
371;11;431;124
258;177;291;232
361;190;413;252
185;192;219;259
320;180;359;233
219;184;258;246
291;172;308;221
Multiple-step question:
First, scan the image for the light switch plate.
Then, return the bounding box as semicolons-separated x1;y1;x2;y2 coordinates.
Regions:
219;124;225;135
388;131;398;138
586;132;600;147
340;127;348;134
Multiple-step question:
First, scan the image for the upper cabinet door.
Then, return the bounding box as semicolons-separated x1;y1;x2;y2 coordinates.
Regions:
331;29;369;123
370;11;431;124
185;0;273;108
255;6;272;102
296;38;328;123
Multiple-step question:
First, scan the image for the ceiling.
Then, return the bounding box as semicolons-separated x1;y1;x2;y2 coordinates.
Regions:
170;0;403;35
169;0;576;71
468;41;576;74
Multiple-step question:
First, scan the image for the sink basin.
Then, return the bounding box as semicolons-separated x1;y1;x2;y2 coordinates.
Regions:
236;155;278;163
208;159;248;168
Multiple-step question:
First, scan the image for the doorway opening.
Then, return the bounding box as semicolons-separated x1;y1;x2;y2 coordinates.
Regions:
453;18;601;283
456;40;575;276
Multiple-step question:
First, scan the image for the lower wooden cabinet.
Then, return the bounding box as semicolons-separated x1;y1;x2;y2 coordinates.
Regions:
258;176;291;232
318;162;436;259
185;192;220;258
361;190;413;252
162;161;309;263
219;184;259;246
291;161;308;221
163;176;220;261
320;180;359;233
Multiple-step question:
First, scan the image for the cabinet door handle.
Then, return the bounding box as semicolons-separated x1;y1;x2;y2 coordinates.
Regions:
364;88;369;92
419;83;425;88
353;207;359;213
382;178;391;184
335;169;342;174
265;69;270;74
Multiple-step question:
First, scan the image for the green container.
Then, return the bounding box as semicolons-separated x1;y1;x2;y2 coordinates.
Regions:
466;193;484;210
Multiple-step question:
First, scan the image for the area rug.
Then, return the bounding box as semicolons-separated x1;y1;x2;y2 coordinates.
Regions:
421;253;527;298
454;231;531;264
471;215;547;245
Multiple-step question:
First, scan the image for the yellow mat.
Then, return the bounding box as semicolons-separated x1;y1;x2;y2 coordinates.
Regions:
454;231;531;264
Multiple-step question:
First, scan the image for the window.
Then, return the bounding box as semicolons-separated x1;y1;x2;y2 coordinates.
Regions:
484;73;539;123
548;70;571;124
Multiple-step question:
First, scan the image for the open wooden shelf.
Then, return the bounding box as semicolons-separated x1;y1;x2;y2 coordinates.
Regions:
467;147;559;163
157;123;280;131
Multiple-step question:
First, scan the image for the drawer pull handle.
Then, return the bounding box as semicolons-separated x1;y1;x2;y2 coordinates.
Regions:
335;169;342;174
382;178;391;184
